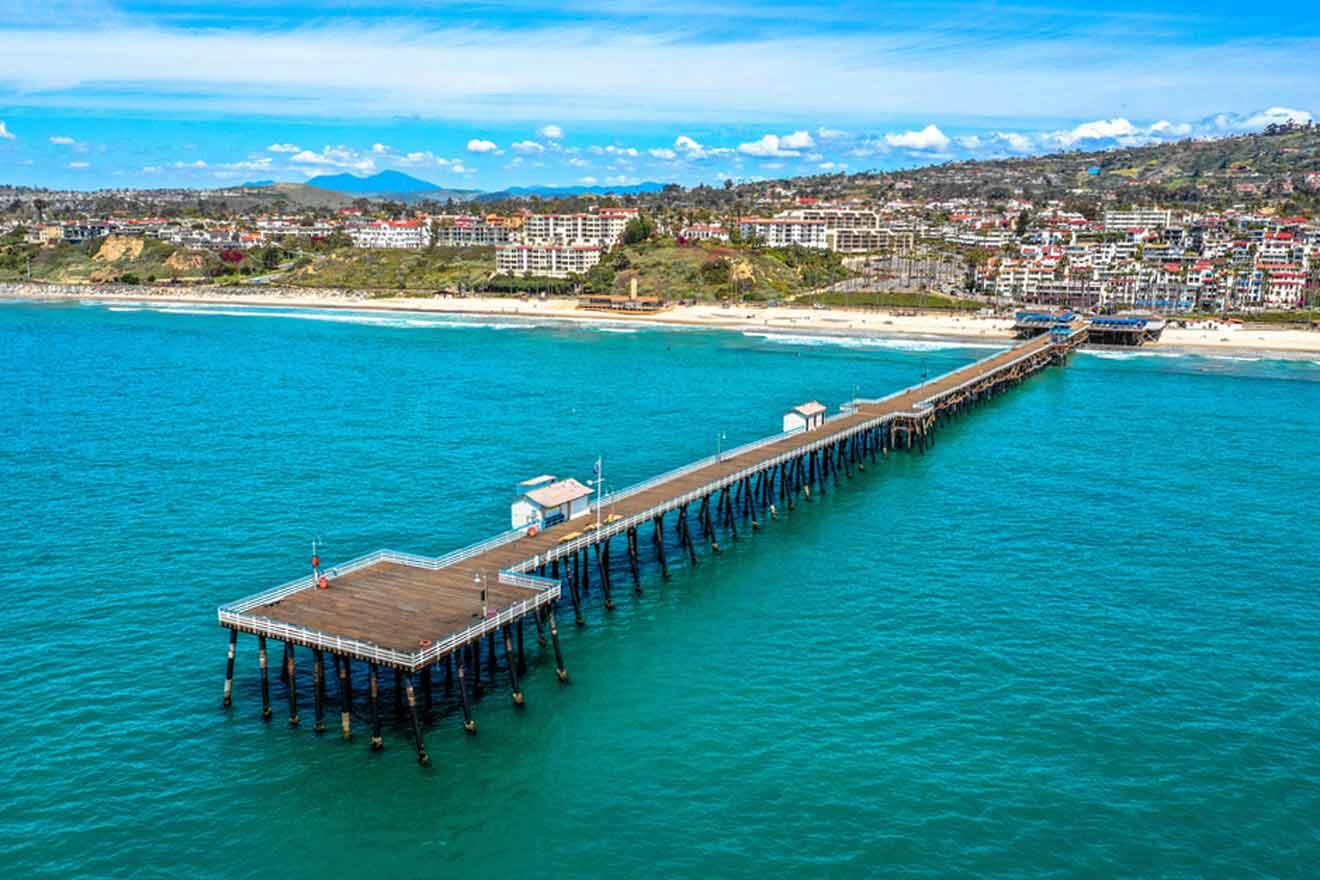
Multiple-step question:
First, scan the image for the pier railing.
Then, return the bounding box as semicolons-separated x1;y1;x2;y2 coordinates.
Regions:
218;333;1069;665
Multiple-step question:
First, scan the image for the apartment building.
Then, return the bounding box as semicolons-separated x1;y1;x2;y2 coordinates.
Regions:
432;216;515;247
520;210;636;246
1103;207;1174;231
348;220;429;249
738;217;828;249
495;243;604;278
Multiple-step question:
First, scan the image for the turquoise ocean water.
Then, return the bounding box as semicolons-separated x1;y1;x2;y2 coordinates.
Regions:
1;300;1318;878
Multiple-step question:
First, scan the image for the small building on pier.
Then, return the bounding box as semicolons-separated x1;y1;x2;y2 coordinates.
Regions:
511;476;593;529
783;401;827;434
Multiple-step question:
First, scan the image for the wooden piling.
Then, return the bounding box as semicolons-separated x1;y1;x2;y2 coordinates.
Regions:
258;634;271;720
285;643;300;728
368;663;383;752
504;625;524;706
222;628;237;709
403;674;430;766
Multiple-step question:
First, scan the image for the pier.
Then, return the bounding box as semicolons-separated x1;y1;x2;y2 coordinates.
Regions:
217;325;1088;765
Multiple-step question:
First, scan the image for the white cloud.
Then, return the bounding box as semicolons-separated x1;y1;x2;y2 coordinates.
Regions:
1210;106;1314;133
141;165;161;173
68;161;89;168
511;140;544;154
884;124;950;151
649;147;677;159
738;133;804;158
579;176;598;185
49;135;77;145
466;138;499;153
538;124;564;139
589;144;638;157
674;135;708;158
605;175;640;186
173;159;208;168
1149;120;1193;137
0;120;14;140
567;156;589;167
370;143;390;154
816;127;848;140
1048;117;1138;147
288;145;377;171
818;161;847;170
266;143;301;153
780;130;815;149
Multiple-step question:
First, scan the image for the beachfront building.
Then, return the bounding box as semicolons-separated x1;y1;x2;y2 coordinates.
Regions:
518;210;636;247
432;216;516;247
738;217;828;249
348;220;430;249
510;475;594;529
1103;207;1174;231
495;243;604;278
678;223;729;242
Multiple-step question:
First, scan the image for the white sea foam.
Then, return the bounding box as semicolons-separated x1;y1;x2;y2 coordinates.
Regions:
109;302;541;331
742;331;1003;352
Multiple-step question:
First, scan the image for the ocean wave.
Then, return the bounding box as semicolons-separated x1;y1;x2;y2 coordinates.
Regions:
742;331;1004;352
98;302;542;331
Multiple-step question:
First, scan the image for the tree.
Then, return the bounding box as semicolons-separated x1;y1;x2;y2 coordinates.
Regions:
622;215;654;245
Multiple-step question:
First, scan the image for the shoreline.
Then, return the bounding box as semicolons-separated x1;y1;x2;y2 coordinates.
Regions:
4;282;1320;356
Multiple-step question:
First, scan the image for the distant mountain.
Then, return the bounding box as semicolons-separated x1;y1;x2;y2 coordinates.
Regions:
476;181;671;201
302;169;474;198
240;179;275;188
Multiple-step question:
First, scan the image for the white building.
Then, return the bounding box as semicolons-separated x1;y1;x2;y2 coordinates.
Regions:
678;223;729;241
1103;208;1174;231
432;216;516;247
520;210;635;247
738;217;828;249
348;220;429;249
783;401;827;434
510;476;594;529
495;243;604;278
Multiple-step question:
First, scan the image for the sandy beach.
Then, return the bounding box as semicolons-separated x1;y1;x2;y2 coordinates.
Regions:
4;282;1319;355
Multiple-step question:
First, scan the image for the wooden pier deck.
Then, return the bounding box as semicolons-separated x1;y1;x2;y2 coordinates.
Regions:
217;325;1086;761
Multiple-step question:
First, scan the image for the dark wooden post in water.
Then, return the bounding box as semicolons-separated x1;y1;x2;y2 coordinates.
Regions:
337;654;353;741
517;618;527;675
402;674;430;766
548;607;568;683
595;540;615;610
653;514;669;578
393;669;404;719
258;635;272;720
569;553;584;625
222;628;237;708
626;526;642;593
367;663;383;752
285;642;300;727
421;667;433;722
455;645;477;734
312;650;327;733
487;631;499;690
504;625;524;706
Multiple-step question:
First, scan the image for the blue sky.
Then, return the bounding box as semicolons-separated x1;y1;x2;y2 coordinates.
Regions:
0;0;1316;191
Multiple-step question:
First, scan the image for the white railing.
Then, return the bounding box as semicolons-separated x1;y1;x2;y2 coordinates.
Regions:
219;333;1066;667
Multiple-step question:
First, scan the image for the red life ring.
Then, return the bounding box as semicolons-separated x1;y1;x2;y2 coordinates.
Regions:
419;639;432;648
527;524;539;537
311;555;320;568
317;575;329;589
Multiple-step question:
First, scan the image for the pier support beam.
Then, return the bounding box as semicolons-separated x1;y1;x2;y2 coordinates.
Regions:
285;643;300;728
548;607;568;683
403;674;430;766
421;667;433;723
312;650;327;733
596;540;614;610
455;646;477;734
222;628;237;709
337;655;353;741
258;635;271;720
569;553;584;626
653;515;669;578
368;663;383;751
627;527;642;593
504;625;524;706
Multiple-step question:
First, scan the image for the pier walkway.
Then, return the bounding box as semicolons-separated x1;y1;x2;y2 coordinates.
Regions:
217;325;1087;764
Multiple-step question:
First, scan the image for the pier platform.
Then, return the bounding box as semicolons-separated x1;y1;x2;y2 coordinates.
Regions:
217;324;1087;763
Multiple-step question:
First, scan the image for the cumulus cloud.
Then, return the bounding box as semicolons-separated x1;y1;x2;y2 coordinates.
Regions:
1208;106;1313;133
649;147;677;159
579;176;598;185
466;138;499;153
674;135;709;158
0;121;14;140
738;132;813;158
49;135;77;145
1048;118;1139;147
511;140;544;154
589;145;639;157
538;124;563;139
289;145;377;171
816;127;848;140
884;124;950;151
68;161;89;168
266;143;301;153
